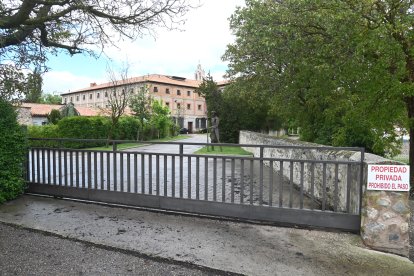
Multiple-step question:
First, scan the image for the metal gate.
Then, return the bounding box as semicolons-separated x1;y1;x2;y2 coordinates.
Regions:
25;138;364;232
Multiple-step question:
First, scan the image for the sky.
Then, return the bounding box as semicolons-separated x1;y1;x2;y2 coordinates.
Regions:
43;0;245;95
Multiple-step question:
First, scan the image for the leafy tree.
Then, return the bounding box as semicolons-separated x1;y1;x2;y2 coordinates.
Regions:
224;0;414;193
47;109;62;124
150;100;173;138
196;73;221;118
24;68;43;103
129;85;153;140
0;0;194;101
0;64;27;103
40;94;62;104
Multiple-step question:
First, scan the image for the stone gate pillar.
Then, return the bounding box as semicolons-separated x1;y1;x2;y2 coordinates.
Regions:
360;161;411;257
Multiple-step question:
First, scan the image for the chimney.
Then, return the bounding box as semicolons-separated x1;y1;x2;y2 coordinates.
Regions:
90;82;97;87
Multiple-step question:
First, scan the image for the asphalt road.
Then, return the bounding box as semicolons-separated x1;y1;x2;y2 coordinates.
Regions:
0;223;233;276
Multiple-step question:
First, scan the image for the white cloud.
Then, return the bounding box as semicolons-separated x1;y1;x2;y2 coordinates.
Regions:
43;71;105;94
43;0;245;94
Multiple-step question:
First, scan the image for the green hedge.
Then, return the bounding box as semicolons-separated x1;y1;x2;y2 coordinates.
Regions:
0;99;27;204
28;116;150;148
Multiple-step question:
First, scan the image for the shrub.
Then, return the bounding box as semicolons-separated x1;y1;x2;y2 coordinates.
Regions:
0;99;27;204
116;117;141;140
28;124;60;148
57;116;110;148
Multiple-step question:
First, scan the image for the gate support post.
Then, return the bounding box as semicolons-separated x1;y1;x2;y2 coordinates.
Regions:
360;161;411;257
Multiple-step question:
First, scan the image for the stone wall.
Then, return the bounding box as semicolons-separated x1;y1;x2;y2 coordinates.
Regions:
16;107;32;125
240;131;365;213
239;130;410;257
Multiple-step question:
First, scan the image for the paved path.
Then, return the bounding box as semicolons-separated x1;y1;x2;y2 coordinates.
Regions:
0;195;413;276
0;223;228;276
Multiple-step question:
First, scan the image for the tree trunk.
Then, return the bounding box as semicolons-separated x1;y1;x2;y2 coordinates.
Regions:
406;96;414;197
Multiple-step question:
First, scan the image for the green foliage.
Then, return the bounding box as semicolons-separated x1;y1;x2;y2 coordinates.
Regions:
223;0;406;156
40;94;62;104
60;102;80;117
129;85;152;139
196;73;221;118
0;99;27;204
47;109;61;124
24;69;43;103
149;100;174;138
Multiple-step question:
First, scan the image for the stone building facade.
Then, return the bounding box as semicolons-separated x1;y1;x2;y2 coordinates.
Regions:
61;66;217;132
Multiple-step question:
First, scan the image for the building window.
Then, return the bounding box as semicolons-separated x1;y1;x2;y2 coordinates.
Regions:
76;96;79;101
83;95;86;100
201;118;207;129
64;98;67;104
177;103;181;109
166;88;170;94
165;102;170;108
105;91;108;97
154;86;158;92
198;104;202;111
187;104;191;110
89;93;92;99
177;90;181;95
97;92;100;99
187;91;191;96
70;96;73;102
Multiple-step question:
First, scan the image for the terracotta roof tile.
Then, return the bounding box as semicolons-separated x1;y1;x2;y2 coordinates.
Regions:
62;74;205;95
20;103;105;117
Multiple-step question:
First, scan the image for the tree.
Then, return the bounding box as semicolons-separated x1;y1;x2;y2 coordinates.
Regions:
105;63;133;141
150;100;173;138
47;109;62;124
196;73;221;118
224;0;413;192
129;84;153;140
24;68;43;103
40;94;62;104
0;0;194;101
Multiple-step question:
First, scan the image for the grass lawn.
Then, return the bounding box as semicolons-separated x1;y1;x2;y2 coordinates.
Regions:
194;146;252;156
86;135;190;151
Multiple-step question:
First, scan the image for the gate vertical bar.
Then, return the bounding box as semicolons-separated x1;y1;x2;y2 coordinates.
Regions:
213;158;217;201
141;154;145;194
289;161;293;208
269;160;273;206
205;157;208;200
187;156;191;199
334;163;339;212
250;159;253;205
172;156;175;197
156;155;160;196
87;152;91;189
300;162;304;209
359;149;365;215
179;145;183;198
259;147;264;205
127;154;131;193
120;152;124;192
310;163;315;210
222;157;226;202
149;154;153;195
322;163;327;211
196;157;200;200
134;154;138;193
231;158;235;203
164;155;167;196
75;151;79;188
279;161;284;207
94;152;98;189
346;164;352;213
240;159;244;204
106;152;110;190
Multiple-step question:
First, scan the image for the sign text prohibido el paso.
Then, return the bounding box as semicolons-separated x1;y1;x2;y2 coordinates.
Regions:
367;165;410;192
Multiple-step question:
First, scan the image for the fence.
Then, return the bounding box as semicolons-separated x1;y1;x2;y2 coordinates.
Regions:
26;137;364;231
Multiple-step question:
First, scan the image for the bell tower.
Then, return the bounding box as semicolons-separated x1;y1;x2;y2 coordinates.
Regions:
194;63;205;81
